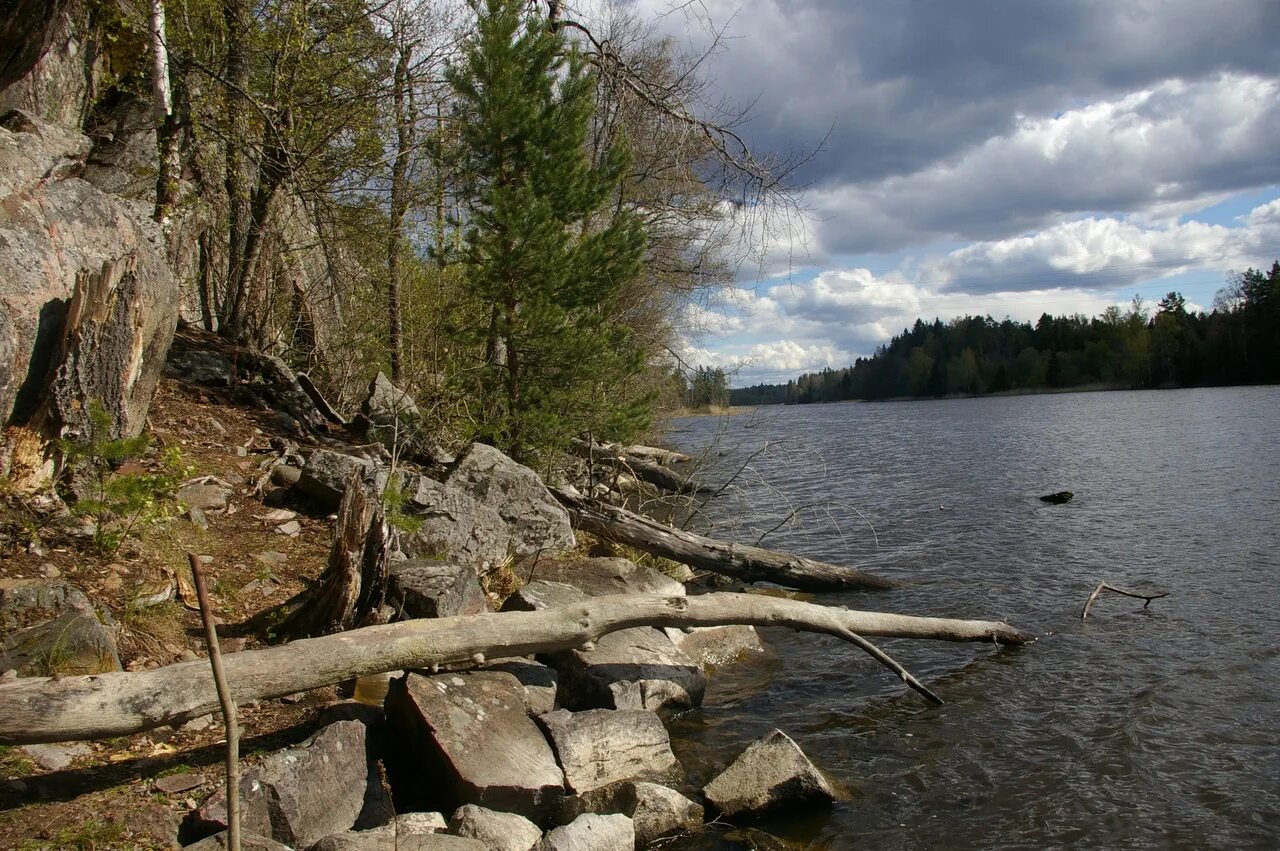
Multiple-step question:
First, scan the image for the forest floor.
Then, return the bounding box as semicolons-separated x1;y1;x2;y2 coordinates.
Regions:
0;376;343;850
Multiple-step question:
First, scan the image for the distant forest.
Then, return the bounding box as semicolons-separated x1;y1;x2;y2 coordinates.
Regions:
725;263;1280;406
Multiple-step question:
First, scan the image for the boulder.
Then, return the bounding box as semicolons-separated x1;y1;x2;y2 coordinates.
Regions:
0;579;96;630
189;718;392;849
387;560;489;620
0;110;178;441
482;658;558;715
363;372;421;426
449;805;541;851
183;832;292;851
620;782;703;846
547;627;706;716
0;609;120;675
524;558;683;598
310;836;484;851
176;482;232;512
701;730;838;819
402;475;511;571
163;349;233;387
297;449;376;508
500;580;589;614
538;710;678;796
662;625;766;669
446;444;575;556
536;813;634;851
385;672;564;821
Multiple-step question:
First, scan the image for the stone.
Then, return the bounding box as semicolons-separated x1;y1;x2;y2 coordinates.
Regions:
620;782;703;846
253;551;289;568
363;372;421;425
0;110;178;442
482;658;558;715
547;627;705;716
0;609;121;675
182;832;292;851
164;349;233;387
450;805;541;851
190;718;392;849
446;444;575;556
536;813;634;851
538;710;678;796
20;742;89;771
154;772;205;795
525;558;683;598
271;463;303;487
701;730;838;819
385;671;564;821
402;475;511;571
0;579;95;629
500;580;589;613
387;560;488;620
126;801;183;850
662;625;766;669
297;449;375;508
308;813;467;851
274;519;302;536
176;483;232;512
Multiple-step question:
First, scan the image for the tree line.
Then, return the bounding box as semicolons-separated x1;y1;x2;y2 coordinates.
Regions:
112;0;797;463
730;264;1280;406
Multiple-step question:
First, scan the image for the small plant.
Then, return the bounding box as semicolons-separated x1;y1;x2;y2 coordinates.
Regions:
58;402;189;556
382;472;422;537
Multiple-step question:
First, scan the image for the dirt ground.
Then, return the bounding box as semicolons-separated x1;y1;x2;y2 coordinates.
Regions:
0;377;346;850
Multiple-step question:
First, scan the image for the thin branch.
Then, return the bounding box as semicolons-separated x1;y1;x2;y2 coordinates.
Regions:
1080;582;1168;621
190;553;240;851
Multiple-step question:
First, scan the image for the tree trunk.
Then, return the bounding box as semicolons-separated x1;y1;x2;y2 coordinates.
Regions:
571;439;707;494
148;0;180;223
0;592;1031;744
554;487;896;590
386;34;413;382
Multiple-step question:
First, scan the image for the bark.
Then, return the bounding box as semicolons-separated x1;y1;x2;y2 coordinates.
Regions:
0;593;1032;745
554;488;896;591
571;439;706;494
148;0;180;223
386;32;413;382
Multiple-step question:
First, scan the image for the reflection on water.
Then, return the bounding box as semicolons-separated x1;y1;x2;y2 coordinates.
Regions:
665;387;1280;849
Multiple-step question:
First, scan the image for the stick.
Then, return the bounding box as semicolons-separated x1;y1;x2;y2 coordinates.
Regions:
0;593;1032;744
1080;582;1168;621
190;553;240;851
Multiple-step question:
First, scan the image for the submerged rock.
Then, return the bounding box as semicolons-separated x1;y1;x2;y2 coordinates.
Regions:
1039;491;1074;504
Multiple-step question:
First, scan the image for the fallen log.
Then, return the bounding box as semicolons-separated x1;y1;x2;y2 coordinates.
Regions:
554;487;896;590
571;439;708;494
615;443;691;465
1080;582;1167;620
0;593;1032;745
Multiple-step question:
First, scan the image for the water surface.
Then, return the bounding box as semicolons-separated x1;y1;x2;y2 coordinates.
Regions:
664;387;1280;849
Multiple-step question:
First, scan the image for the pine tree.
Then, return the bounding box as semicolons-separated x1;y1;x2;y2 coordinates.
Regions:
448;0;647;463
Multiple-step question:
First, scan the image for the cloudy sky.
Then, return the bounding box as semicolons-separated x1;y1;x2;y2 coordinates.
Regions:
614;0;1280;384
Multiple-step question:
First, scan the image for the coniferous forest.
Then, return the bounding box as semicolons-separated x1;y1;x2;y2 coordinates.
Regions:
729;264;1280;406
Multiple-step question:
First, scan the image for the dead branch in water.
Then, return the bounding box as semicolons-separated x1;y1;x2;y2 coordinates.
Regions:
1080;582;1168;621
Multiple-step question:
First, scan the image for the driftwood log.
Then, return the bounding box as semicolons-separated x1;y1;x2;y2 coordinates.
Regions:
615;444;691;465
0;593;1032;745
554;487;895;590
1080;582;1168;620
572;439;707;494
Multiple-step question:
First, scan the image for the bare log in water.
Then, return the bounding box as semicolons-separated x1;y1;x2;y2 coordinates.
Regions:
1080;582;1168;620
571;439;708;494
0;593;1032;744
554;486;896;591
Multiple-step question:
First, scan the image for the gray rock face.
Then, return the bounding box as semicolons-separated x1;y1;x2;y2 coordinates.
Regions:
192;719;392;849
386;672;565;821
0;579;95;629
500;580;589;613
539;709;678;795
447;444;575;556
297;449;376;508
702;729;838;819
536;813;635;851
164;349;233;386
620;782;703;846
450;805;542;851
309;813;468;851
0;110;178;440
183;831;292;851
526;558;684;598
388;560;489;619
402;475;511;571
662;625;766;669
0;608;120;675
363;372;420;425
482;658;558;716
548;627;706;716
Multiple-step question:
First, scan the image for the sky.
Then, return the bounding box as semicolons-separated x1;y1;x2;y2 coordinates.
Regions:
608;0;1280;385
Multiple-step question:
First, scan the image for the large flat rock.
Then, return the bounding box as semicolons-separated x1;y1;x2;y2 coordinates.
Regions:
548;627;706;716
702;729;838;819
538;709;678;795
386;671;564;821
446;444;575;556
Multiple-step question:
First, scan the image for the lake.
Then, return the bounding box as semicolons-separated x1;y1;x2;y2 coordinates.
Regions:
662;386;1280;849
